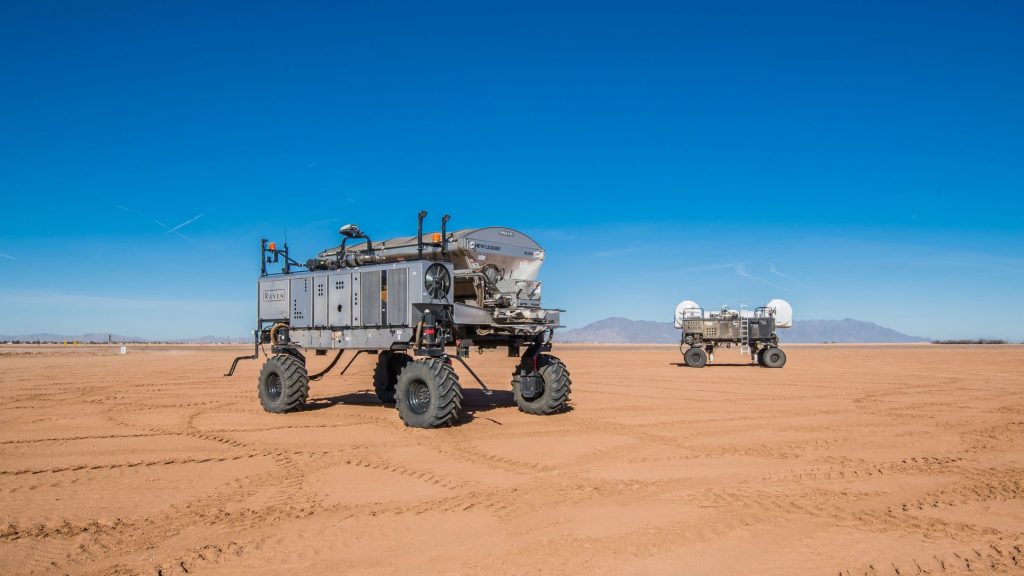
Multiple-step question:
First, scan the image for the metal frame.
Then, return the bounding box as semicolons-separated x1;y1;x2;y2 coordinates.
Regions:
678;304;783;366
225;211;571;425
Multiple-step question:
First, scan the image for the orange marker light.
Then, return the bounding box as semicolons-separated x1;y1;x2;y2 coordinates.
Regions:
431;232;441;243
268;242;276;251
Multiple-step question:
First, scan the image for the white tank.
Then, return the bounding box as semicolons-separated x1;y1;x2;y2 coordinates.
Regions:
674;300;702;328
767;298;793;328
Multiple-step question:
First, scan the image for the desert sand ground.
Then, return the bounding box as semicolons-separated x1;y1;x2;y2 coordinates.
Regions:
0;343;1022;575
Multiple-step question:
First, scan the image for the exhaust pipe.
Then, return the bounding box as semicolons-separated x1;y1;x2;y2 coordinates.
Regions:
417;210;427;259
441;214;450;257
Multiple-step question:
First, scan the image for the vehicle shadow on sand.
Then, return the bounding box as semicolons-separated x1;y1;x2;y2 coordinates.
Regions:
303;388;534;425
670;362;758;368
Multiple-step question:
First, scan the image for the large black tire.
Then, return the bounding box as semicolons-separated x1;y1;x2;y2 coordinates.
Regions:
258;354;309;413
762;347;787;368
373;351;413;405
394;358;462;428
512;354;572;415
755;348;766;366
683;347;708;368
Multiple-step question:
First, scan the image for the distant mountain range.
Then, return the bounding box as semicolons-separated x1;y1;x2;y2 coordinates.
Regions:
0;333;250;344
556;318;680;344
779;319;925;343
1;317;925;345
556;317;927;344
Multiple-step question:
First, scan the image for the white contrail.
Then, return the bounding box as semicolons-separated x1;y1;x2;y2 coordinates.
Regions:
166;213;205;233
768;264;794;280
679;262;737;273
0;252;14;260
117;207;203;247
174;232;199;245
735;264;787;290
153;218;198;244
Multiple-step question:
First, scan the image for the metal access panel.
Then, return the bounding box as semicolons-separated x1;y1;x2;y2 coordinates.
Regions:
258;278;290;321
749;318;776;340
351;271;361;326
290;276;312;328
387;267;409;326
683;319;703;333
328;273;352;327
312;274;329;328
702;321;719;338
361;270;382;327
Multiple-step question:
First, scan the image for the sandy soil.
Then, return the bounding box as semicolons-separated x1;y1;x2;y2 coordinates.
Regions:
1;343;1022;575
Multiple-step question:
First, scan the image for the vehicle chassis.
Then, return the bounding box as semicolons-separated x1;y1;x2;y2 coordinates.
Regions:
225;212;572;428
678;306;787;368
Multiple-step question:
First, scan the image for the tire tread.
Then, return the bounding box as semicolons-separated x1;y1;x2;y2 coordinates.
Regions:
513;354;572;415
395;358;463;428
257;354;309;413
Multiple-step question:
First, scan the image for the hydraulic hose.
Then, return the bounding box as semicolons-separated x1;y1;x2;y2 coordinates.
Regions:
309;349;345;381
269;323;288;345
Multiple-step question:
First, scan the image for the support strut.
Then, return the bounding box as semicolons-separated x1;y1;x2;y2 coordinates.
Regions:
224;330;260;377
224;353;257;377
337;350;367;378
452;355;493;395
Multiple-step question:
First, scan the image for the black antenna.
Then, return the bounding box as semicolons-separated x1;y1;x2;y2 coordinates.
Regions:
441;214;450;257
282;226;290;274
417;211;427;259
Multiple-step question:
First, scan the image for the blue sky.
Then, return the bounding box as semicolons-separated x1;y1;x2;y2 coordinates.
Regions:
1;1;1022;339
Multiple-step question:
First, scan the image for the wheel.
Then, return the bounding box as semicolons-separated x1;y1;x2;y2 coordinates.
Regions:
394;358;463;428
761;347;787;368
679;337;696;357
512;354;572;415
373;351;413;405
683;347;707;368
257;354;309;413
755;348;766;366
